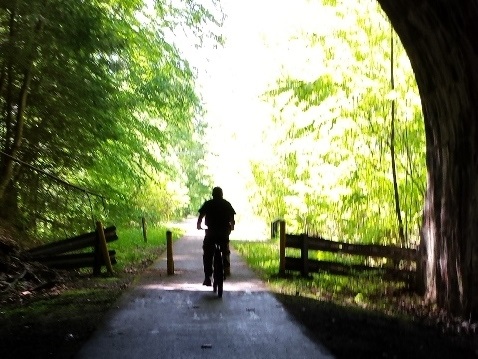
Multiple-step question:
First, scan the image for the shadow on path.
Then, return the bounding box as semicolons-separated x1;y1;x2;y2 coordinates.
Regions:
75;234;333;359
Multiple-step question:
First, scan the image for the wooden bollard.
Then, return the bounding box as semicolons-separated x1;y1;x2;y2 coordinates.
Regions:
142;217;147;242
166;230;174;275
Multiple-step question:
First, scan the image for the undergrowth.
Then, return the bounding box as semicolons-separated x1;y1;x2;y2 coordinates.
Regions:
232;239;478;358
232;239;411;312
0;224;183;359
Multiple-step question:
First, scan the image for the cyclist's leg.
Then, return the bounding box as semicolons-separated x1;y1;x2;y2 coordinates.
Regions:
224;227;232;276
215;231;230;277
202;231;214;285
223;240;231;276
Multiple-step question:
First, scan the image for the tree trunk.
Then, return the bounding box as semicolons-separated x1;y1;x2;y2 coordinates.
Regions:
378;0;478;316
414;16;478;317
420;116;478;316
389;26;406;248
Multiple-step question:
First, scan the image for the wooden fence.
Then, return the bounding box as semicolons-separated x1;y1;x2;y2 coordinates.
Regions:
276;220;417;283
23;222;117;275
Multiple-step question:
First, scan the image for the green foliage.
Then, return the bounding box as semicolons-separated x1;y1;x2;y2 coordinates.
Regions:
0;0;219;239
233;240;281;276
135;174;190;223
249;0;425;248
267;75;336;110
249;161;289;223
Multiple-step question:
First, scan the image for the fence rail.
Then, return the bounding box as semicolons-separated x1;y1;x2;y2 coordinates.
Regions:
23;223;117;274
276;220;417;283
29;250;116;270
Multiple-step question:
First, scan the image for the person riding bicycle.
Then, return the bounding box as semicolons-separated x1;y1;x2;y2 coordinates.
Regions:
197;187;236;286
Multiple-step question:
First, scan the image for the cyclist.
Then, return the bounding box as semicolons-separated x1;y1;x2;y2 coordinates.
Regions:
197;187;236;286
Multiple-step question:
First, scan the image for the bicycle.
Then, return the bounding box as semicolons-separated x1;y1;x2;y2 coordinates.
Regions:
212;242;224;298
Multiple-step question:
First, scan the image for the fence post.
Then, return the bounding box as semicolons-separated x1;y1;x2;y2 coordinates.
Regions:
301;233;309;277
96;221;114;275
166;230;174;275
142;217;147;243
93;232;102;276
279;220;286;275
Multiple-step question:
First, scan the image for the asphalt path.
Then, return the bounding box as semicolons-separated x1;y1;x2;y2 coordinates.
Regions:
75;231;334;359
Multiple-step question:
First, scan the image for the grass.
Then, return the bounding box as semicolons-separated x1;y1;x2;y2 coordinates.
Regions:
0;284;126;358
1;230;477;358
232;239;478;359
108;226;182;273
232;239;407;306
0;224;183;359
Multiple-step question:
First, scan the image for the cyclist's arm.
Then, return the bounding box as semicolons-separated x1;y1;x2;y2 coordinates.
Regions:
197;213;205;230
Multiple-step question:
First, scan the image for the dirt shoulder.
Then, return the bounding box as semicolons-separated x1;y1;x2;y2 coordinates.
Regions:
0;272;134;359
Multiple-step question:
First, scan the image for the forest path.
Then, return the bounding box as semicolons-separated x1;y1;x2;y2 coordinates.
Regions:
76;223;333;359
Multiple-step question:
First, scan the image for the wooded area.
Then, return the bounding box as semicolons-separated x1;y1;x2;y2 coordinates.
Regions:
249;1;424;253
0;0;219;240
249;0;478;317
1;0;478;318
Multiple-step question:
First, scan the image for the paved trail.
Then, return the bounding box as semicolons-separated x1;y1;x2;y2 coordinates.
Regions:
76;231;334;359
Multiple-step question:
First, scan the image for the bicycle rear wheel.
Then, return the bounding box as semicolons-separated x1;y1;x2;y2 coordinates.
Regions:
213;247;223;298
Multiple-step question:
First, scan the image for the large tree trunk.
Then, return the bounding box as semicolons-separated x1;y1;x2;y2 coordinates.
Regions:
420;119;478;315
378;0;478;316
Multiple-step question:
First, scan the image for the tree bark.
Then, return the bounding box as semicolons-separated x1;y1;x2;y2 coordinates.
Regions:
378;0;478;316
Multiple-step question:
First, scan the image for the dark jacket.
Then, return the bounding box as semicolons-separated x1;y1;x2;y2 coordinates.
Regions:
198;198;236;231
